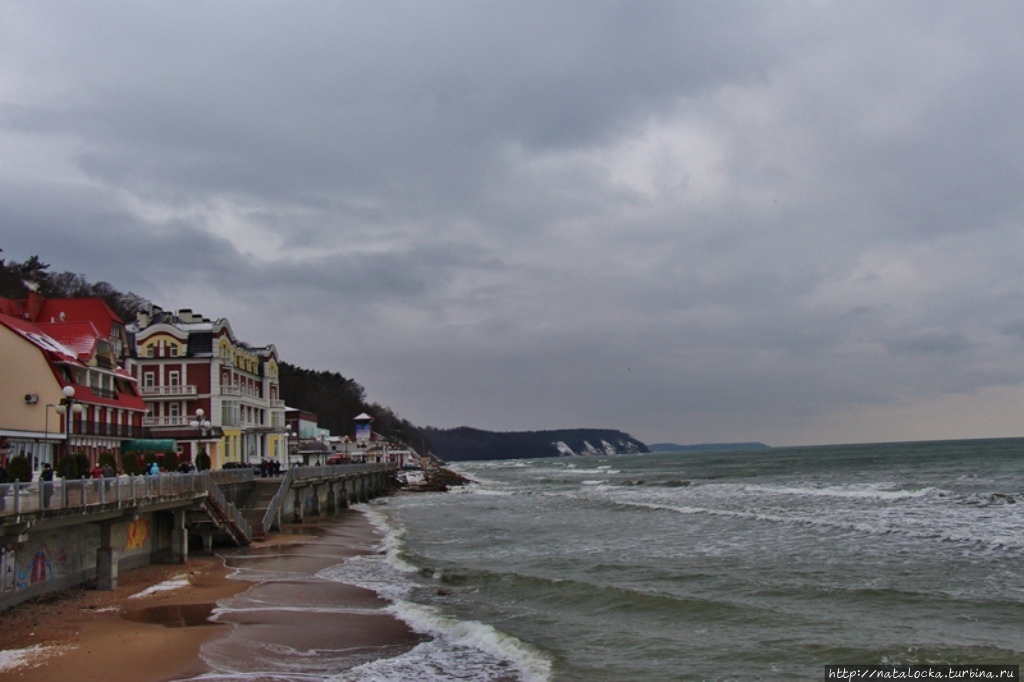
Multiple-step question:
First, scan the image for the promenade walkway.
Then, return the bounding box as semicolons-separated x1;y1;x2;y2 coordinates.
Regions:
0;464;396;610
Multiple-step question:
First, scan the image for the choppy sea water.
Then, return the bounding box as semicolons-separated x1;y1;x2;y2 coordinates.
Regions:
359;439;1024;681
185;439;1024;681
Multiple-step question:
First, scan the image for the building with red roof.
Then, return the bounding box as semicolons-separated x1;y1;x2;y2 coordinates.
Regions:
0;295;147;474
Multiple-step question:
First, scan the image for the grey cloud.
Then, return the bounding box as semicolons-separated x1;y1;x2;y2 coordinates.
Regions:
5;1;1024;446
885;333;971;357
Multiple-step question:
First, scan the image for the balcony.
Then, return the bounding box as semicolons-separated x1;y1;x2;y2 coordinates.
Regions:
89;386;120;400
141;385;198;398
220;386;271;407
72;421;145;439
143;415;192;428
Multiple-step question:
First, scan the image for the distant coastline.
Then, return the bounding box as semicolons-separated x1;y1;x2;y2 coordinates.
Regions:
647;442;771;453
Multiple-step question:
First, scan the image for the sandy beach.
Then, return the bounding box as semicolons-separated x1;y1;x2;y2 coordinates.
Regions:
0;508;419;681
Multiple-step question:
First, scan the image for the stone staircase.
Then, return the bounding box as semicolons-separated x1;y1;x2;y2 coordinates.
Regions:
240;478;286;539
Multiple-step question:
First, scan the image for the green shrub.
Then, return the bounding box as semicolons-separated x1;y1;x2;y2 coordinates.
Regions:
162;451;179;472
121;453;141;476
58;452;90;479
7;455;32;483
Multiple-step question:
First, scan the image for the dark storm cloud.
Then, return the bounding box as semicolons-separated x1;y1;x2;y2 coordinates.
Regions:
4;1;1024;446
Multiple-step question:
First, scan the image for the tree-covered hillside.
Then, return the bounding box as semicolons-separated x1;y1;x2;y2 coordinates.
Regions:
277;362;422;447
0;253;149;322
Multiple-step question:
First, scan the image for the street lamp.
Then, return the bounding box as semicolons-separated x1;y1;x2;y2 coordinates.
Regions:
189;409;212;465
44;403;56;468
54;385;84;461
286;430;297;468
317;434;330;466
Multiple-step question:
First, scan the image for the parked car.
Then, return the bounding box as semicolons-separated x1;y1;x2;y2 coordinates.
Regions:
326;454;350;465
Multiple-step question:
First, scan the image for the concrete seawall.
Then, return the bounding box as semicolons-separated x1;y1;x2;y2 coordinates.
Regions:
0;464;395;611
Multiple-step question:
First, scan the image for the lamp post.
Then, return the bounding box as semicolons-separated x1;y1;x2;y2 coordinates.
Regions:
54;385;84;463
286;430;297;468
189;409;212;466
44;403;56;470
317;434;329;467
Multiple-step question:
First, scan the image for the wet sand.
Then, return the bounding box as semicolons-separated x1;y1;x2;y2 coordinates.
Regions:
0;508;421;681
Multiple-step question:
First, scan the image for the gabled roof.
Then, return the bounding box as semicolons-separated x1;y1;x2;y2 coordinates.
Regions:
35;298;123;337
0;309;146;412
0;313;79;362
36;321;100;362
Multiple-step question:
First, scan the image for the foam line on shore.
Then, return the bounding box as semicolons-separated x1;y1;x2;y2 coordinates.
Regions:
0;644;74;674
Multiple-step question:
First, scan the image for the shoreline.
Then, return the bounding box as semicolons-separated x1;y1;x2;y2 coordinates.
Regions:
0;507;404;681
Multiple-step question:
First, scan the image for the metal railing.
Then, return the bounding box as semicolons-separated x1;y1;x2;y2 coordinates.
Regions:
288;462;393;482
0;471;219;517
199;475;253;540
259;463;394;533
260;467;297;534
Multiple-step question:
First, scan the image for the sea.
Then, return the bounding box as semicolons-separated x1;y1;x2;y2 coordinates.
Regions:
196;438;1024;681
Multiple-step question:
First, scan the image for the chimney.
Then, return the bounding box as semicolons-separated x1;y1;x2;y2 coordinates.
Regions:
26;291;44;322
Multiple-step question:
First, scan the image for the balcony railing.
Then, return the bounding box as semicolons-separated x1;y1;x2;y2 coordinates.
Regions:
141;385;198;398
143;415;192;428
89;386;119;400
220;386;261;398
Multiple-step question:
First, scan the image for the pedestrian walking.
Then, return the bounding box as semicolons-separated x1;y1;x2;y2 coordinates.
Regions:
41;463;54;508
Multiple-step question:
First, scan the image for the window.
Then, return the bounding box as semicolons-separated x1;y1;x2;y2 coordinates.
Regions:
146;345;154;358
143;372;155;388
170;345;179;357
169;371;180;387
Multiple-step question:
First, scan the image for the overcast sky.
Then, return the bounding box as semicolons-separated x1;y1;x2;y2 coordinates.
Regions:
3;1;1024;447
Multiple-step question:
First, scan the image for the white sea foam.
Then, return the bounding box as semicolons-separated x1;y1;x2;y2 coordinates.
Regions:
595;486;1024;553
326;507;552;681
362;505;419;574
559;468;621;476
466;487;515;496
0;645;73;673
381;600;553;682
741;483;943;501
128;573;190;598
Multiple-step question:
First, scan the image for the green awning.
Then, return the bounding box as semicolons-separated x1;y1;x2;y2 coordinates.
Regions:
121;439;178;453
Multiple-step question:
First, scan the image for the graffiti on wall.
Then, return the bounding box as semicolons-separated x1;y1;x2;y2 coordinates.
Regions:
1;544;15;594
125;518;150;551
29;544;54;584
